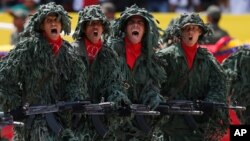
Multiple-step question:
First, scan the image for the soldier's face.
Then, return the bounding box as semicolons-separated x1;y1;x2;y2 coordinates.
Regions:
125;15;145;44
42;15;62;40
84;20;104;44
181;25;202;46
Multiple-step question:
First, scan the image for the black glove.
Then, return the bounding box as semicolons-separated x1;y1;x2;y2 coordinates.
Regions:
9;106;26;121
196;101;215;116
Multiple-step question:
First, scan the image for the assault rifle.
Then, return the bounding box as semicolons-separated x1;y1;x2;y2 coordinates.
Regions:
156;100;204;115
92;103;161;136
0;112;24;129
134;100;204;134
21;101;113;136
24;101;114;115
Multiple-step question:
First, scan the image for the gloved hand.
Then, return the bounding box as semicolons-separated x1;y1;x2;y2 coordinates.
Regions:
107;91;131;110
196;101;215;116
147;95;165;110
9;106;26;121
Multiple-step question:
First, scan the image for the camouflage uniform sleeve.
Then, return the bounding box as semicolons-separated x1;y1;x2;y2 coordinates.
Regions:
203;52;229;141
205;52;227;103
222;49;244;87
93;45;131;104
64;43;88;101
139;54;167;110
0;41;31;111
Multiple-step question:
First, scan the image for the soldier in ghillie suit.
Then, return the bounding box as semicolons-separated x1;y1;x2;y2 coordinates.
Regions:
0;2;87;141
156;13;229;141
71;5;127;140
105;4;166;140
222;46;250;125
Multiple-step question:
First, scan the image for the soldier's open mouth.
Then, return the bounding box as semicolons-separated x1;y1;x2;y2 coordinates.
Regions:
93;31;98;37
189;37;193;41
51;29;58;34
132;31;139;36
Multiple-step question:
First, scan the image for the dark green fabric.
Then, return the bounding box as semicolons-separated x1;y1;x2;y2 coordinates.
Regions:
156;43;229;141
0;35;88;140
222;47;250;124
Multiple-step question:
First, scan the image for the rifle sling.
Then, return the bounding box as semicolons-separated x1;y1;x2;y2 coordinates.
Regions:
135;115;151;134
91;115;108;137
183;115;198;132
45;113;63;136
25;115;35;129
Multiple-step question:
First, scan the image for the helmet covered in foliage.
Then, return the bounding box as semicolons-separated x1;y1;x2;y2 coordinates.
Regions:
73;5;110;39
21;2;71;37
168;13;212;42
161;18;179;45
113;4;160;57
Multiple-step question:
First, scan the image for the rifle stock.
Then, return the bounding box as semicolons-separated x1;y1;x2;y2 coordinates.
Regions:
0;112;24;128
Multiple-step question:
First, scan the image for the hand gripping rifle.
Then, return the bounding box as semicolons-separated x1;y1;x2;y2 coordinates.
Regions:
90;103;161;136
23;101;113;136
0;111;24;129
178;100;246;132
134;100;204;134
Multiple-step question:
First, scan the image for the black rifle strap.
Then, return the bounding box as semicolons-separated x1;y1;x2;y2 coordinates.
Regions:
91;115;108;137
45;113;63;136
71;114;82;129
135;115;151;134
168;71;190;100
25;115;35;129
183;115;199;132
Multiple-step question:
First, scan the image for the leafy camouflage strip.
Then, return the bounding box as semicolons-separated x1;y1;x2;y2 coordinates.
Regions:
73;5;110;40
21;2;71;37
161;18;180;44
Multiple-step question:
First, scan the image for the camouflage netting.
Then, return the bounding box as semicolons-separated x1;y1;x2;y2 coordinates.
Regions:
164;13;213;43
21;2;71;37
73;5;110;39
161;18;179;45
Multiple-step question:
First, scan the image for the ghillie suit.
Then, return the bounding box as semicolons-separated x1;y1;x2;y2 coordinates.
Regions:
156;13;229;141
0;2;88;141
222;47;250;125
71;5;124;141
103;4;166;141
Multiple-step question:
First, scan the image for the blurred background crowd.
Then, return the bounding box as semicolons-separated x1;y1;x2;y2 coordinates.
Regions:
1;0;250;14
0;0;250;53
